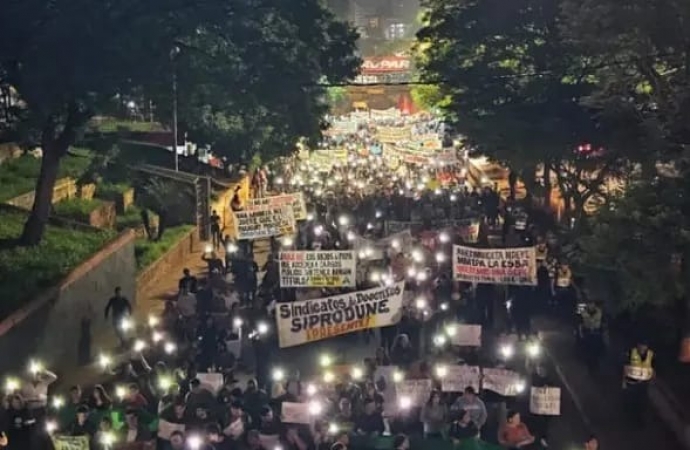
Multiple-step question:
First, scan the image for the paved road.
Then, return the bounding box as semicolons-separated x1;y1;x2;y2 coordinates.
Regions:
536;316;681;450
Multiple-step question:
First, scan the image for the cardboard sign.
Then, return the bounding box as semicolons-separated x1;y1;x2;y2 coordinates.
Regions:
281;402;311;424
481;368;522;396
441;365;481;393
247;193;308;221
279;251;356;287
452;245;537;286
233;205;295;239
51;436;89;450
197;372;223;394
450;325;482;347
276;282;405;348
395;379;433;405
157;419;186;440
529;387;561;416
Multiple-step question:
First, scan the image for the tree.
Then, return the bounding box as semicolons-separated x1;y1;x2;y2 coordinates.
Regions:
416;0;623;214
409;84;447;112
0;0;359;245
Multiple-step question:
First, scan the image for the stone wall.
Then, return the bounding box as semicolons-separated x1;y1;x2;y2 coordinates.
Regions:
5;177;77;209
0;230;137;375
136;227;199;300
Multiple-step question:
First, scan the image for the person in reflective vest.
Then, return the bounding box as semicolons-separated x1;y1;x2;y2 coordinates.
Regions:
622;339;654;424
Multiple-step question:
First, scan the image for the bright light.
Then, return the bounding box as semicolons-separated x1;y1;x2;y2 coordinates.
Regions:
391;239;401;250
417;183;425;191
435;252;446;263
416;271;428;282
233;317;243;328
152;331;163;343
370;271;381;283
148;315;159;327
433;334;447;347
514;381;526;393
435;365;448;378
99;354;112;369
338;215;349;226
393;371;404;383
5;377;20;392
450;194;457;202
500;344;515;359
306;384;317;396
226;243;238;253
526;342;541;358
434;188;442;196
506;299;513;310
412;249;424;263
159;376;173;391
406;267;417;278
187;434;203;450
440;302;449;311
445;324;457;336
52;396;65;409
347;231;356;241
133;340;147;353
100;431;116;447
281;236;294;247
46;420;58;434
439;232;450;243
314;225;323;236
367;222;374;230
28;360;43;374
328;423;340;434
115;385;127;400
204;243;213;254
323;371;335;383
120;318;133;332
275;177;284;185
257;322;269;335
308;400;323;415
320;354;332;367
399;396;412;409
375;210;382;218
272;368;285;382
164;342;177;354
307;212;315;221
415;297;427;310
351;367;364;380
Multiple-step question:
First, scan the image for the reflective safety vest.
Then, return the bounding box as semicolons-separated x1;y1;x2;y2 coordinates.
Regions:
536;244;548;261
626;348;654;381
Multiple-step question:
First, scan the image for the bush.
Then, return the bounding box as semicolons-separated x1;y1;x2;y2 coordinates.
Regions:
0;148;93;202
116;205;143;230
53;198;105;222
97;182;132;201
0;210;114;319
135;225;194;271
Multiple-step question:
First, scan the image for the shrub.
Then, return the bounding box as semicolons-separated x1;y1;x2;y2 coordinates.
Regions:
116;205;143;230
0;210;114;319
0;148;93;202
135;225;194;271
97;182;132;202
53;198;105;222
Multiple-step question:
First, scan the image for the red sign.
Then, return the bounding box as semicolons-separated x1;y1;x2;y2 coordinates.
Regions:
361;57;411;74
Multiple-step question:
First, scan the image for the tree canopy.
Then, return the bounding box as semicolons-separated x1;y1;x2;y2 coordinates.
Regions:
0;0;359;244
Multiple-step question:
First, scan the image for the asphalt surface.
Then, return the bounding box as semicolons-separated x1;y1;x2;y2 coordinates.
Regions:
535;316;682;450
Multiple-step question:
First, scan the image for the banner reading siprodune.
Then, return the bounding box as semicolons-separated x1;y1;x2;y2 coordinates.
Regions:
452;245;537;285
276;282;405;348
279;250;356;287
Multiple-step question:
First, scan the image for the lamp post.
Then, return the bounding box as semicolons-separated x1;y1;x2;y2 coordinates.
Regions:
170;46;181;171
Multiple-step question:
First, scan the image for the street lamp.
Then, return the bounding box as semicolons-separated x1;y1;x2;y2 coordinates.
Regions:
170;46;181;172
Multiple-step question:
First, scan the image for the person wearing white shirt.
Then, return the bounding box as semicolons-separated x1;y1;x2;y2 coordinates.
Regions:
21;368;57;419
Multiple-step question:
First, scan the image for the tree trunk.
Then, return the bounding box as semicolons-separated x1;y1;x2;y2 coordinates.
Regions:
20;144;64;245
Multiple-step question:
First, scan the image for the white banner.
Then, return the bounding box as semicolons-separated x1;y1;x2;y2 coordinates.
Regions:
197;372;223;394
482;368;522;396
377;126;411;143
449;324;482;347
452;245;537;285
246;193;307;221
279;250;356;287
529;387;561;416
276;282;405;348
281;402;311;424
396;379;433;405
441;365;481;393
233;206;295;240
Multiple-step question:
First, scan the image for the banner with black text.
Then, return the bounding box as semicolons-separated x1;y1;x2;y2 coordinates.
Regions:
233;206;295;240
279;250;356;287
452;245;537;285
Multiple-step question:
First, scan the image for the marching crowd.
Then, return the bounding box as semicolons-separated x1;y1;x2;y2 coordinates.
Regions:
0;113;614;450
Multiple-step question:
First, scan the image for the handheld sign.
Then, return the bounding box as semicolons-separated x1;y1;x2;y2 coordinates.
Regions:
441;365;481;393
529;387;561;416
624;365;653;381
197;372;223;394
281;402;311;424
279;251;356;287
51;436;89;450
233;206;295;240
395;379;433;405
481;368;522;396
450;324;482;347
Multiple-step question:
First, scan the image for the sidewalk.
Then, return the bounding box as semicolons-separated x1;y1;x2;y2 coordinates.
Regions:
535;316;679;450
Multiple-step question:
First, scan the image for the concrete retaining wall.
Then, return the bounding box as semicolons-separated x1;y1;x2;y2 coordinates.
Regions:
0;230;137;375
5;177;77;209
